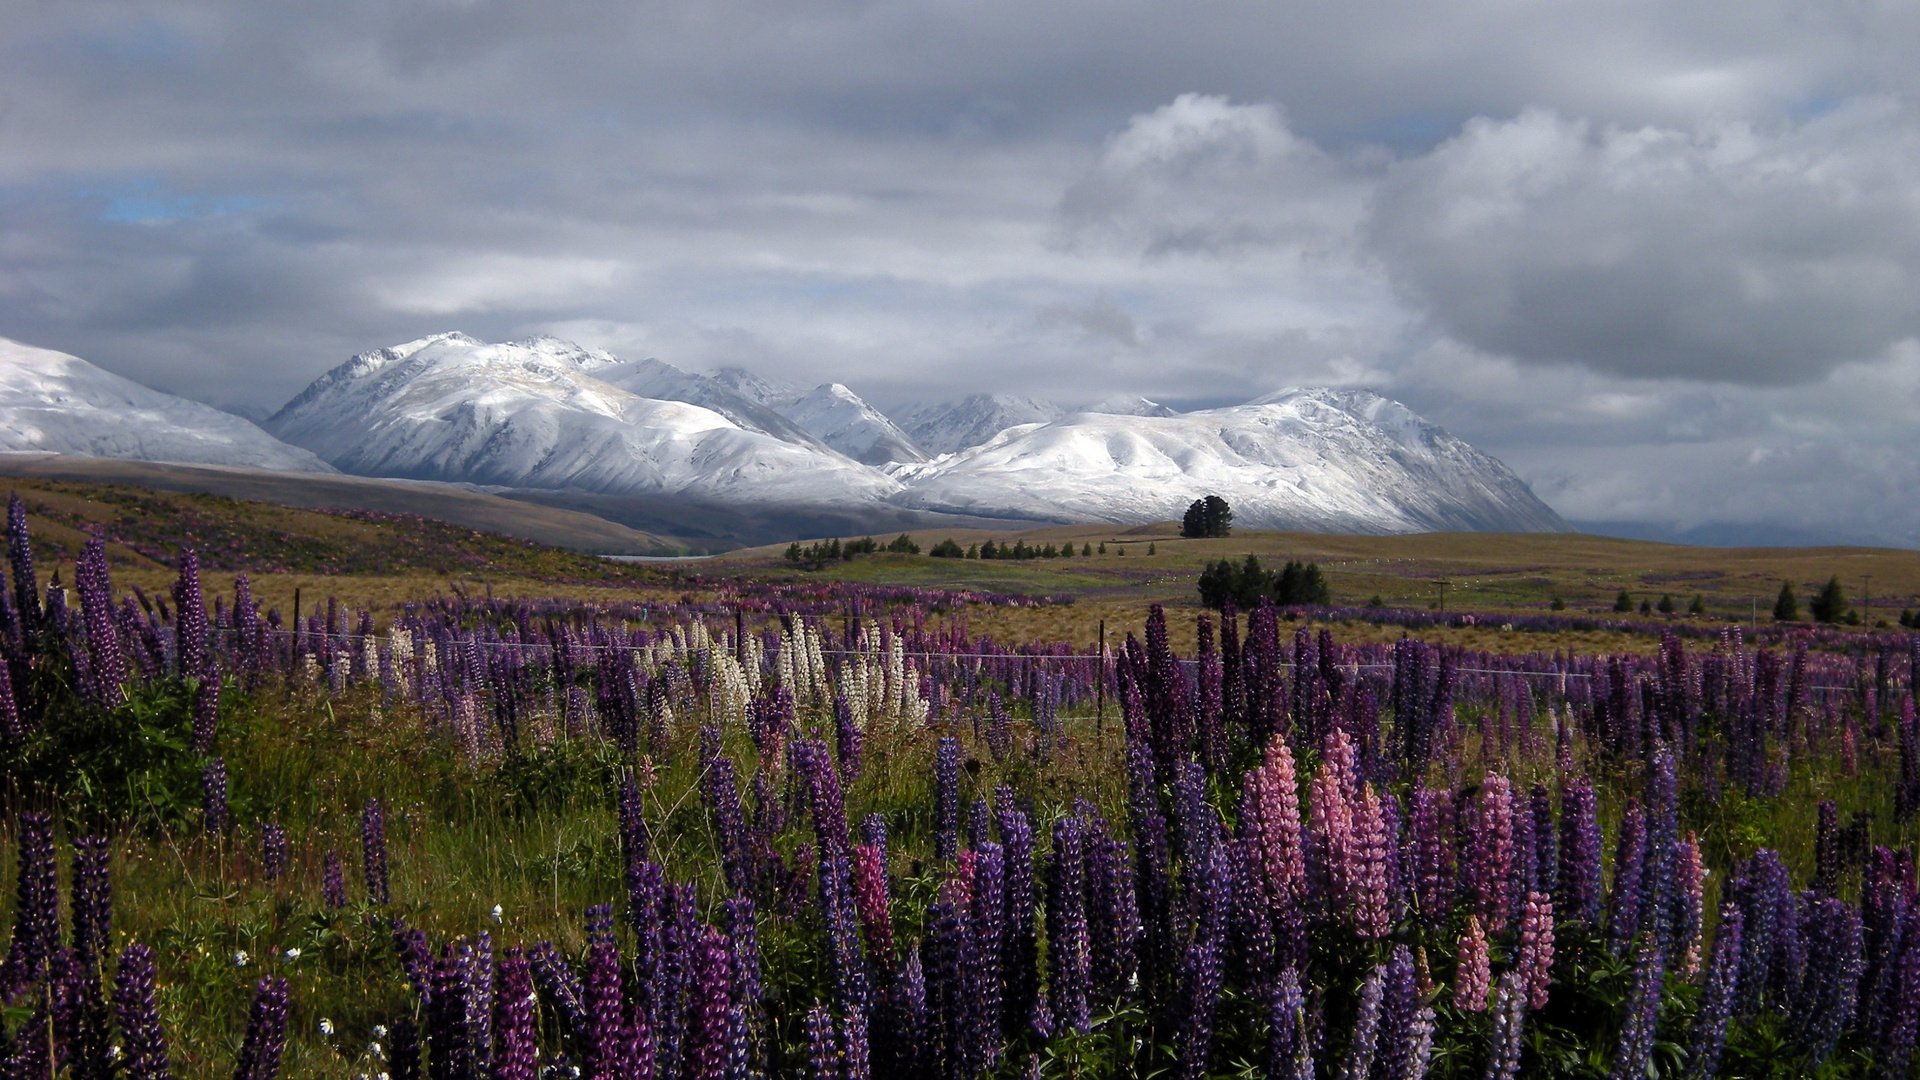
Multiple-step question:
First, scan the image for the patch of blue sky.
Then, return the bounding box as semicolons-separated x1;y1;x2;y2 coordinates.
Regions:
81;181;273;224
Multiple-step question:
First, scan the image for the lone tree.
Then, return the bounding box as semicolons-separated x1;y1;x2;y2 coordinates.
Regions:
1809;575;1848;623
1181;495;1233;538
1773;581;1800;622
1613;590;1634;613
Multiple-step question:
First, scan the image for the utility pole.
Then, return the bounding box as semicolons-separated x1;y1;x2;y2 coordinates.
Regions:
1436;578;1449;612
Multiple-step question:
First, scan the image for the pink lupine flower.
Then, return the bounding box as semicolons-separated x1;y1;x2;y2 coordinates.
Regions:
1454;916;1491;1012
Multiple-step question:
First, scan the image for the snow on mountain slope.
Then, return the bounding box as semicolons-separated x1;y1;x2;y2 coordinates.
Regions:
889;387;1567;533
0;337;335;473
265;335;896;503
591;355;825;448
781;384;928;465
712;367;805;412
897;394;1065;455
1079;393;1178;417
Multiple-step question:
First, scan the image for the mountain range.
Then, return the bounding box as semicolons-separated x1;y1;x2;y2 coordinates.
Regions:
0;332;1569;542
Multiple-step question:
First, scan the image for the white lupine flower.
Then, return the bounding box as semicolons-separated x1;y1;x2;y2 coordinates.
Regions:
284;947;302;961
232;950;250;967
491;904;504;925
320;1017;335;1036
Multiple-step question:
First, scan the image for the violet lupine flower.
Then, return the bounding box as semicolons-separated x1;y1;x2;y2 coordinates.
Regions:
493;948;538;1080
1685;905;1743;1080
171;549;208;681
1467;775;1514;934
806;1003;841;1080
0;662;20;748
879;946;927;1080
1734;849;1794;1014
112;943;170;1080
1793;897;1863;1064
362;797;390;905
233;976;291;1080
1516;892;1555;1010
724;896;764;1011
1483;972;1525;1080
528;941;586;1036
583;938;627;1080
75;538;128;706
819;851;871;1012
468;933;496;1078
1409;782;1455;931
699;742;751;897
997;804;1039;1040
260;822;289;883
190;668;220;754
1454;916;1491;1012
71;834;111;972
430;944;476;1080
202;758;230;836
852;844;895;975
1606;799;1647;955
619;772;650;873
323;849;346;908
934;737;961;863
393;921;435;1006
9;492;40;647
1227;837;1277;995
923;900;971;1068
1268;968;1313;1080
1608;941;1665;1080
1174;842;1229;1080
1338;962;1386;1080
1373;946;1421;1080
839;1007;872;1080
1047;815;1091;1034
969;840;1007;1069
834;695;863;783
1879;923;1920;1080
1558;777;1603;927
1673;835;1705;979
686;927;733;1080
13;1003;50;1080
1086;824;1139;1000
726;1004;753;1080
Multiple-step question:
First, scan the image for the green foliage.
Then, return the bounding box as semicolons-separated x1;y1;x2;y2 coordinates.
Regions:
1613;589;1634;613
885;534;920;555
928;538;965;558
1774;580;1800;621
1657;594;1674;613
1551;596;1566;610
1197;554;1331;610
785;536;884;569
976;538;1058;561
1810;575;1848;623
1689;594;1707;615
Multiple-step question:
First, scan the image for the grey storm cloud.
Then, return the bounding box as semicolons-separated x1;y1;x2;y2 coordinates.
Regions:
7;0;1920;540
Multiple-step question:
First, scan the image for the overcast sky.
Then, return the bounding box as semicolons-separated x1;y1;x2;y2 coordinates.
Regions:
6;0;1920;543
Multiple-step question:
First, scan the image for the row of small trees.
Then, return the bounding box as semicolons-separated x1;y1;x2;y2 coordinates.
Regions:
1197;553;1331;609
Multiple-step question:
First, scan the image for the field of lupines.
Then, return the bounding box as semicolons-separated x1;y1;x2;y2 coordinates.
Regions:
8;492;1920;1080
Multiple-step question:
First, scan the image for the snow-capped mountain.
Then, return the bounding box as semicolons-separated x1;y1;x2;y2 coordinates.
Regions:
781;384;927;465
265;334;896;503
898;394;1066;456
711;367;805;412
888;387;1567;533
0;337;335;473
585;354;825;449
1079;393;1178;418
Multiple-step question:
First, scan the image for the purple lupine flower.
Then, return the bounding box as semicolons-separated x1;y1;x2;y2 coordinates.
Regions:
726;1004;752;1080
1606;799;1647;955
922;899;970;1071
190;668;220;754
1409;782;1456;930
698;739;751;896
112;943;171;1080
75;537;128;706
1454;916;1491;1012
13;1003;50;1080
393;921;435;1006
233;977;290;1080
1175;842;1230;1080
686;927;733;1080
468;933;496;1078
0;661;21;748
1268;968;1312;1080
619;772;650;873
834;696;863;782
1373;946;1421;1080
1086;822;1139;1000
430;943;476;1080
1516;891;1555;1010
583;937;627;1080
723;896;764;1011
202;758;230;836
260;823;289;883
806;1003;841;1080
1793;897;1863;1064
997;803;1039;1040
839;1007;871;1080
1733;849;1793;1013
1467;775;1514;934
1558;777;1603;927
1881;920;1920;1080
819;850;871;1012
969;839;1007;1070
852;844;895;975
1685;905;1743;1080
528;941;586;1036
8;492;41;646
1338;962;1385;1080
322;849;346;908
172;549;208;681
1226;837;1276;995
1608;940;1665;1080
71;835;111;972
1813;801;1841;897
362;797;390;905
1483;972;1525;1080
1047;815;1091;1034
934;737;961;862
494;948;538;1080
879;945;928;1080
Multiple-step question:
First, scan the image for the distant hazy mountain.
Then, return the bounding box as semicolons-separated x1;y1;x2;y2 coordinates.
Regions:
588;354;825;448
0;337;334;473
264;334;894;504
711;366;805;412
780;384;928;465
1079;393;1178;417
898;394;1066;456
887;387;1568;533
